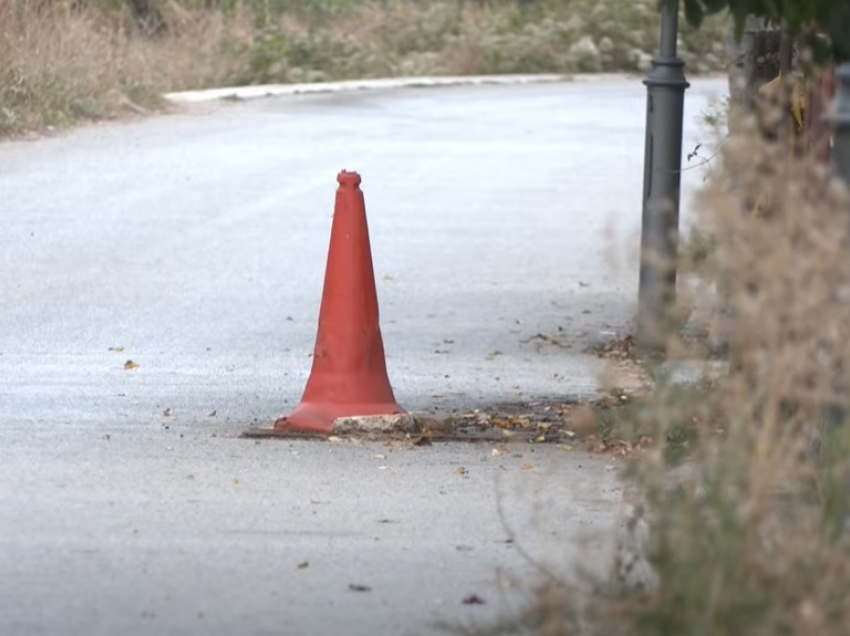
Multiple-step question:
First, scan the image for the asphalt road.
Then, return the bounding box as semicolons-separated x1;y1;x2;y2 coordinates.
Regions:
0;77;728;636
2;427;623;636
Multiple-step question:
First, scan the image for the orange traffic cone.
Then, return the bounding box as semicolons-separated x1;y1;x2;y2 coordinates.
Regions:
274;171;406;434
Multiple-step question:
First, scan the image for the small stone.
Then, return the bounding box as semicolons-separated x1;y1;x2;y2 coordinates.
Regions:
331;414;420;437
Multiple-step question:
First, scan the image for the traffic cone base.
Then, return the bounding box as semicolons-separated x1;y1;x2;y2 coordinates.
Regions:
275;402;406;435
274;170;405;435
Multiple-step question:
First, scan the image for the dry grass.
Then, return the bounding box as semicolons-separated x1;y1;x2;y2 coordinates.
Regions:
1;0;728;137
0;1;242;135
444;75;850;636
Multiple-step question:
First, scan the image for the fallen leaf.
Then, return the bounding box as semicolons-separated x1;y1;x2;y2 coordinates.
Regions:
109;346;124;352
491;447;505;457
207;410;217;417
462;594;486;605
123;360;139;370
521;464;534;471
328;436;342;443
455;466;468;475
508;417;532;429
520;333;569;349
297;561;309;569
232;478;239;485
374;454;387;460
348;584;371;592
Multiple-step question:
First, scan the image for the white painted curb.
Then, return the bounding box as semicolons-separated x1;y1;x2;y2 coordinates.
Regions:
162;72;641;104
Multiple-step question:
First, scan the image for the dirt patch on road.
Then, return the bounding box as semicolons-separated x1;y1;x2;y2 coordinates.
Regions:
434;391;652;457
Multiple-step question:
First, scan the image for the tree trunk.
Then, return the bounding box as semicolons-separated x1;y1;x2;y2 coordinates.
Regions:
124;0;168;37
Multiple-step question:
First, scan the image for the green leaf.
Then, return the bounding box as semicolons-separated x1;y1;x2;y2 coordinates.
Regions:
683;0;705;28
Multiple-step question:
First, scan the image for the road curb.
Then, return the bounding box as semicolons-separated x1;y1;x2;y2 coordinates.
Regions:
162;73;643;104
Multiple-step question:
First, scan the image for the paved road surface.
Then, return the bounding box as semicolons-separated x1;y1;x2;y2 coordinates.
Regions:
0;78;727;635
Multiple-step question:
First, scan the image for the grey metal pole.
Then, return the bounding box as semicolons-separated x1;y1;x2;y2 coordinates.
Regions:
636;1;690;357
820;59;850;432
831;62;850;182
